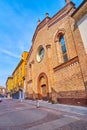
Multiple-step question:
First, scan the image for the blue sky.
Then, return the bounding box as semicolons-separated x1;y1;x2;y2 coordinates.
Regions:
0;0;82;87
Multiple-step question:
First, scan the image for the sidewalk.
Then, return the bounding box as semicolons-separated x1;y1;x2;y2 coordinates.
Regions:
24;99;87;115
23;99;87;130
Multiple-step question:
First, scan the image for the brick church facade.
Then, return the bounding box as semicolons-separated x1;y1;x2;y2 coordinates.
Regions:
25;0;87;105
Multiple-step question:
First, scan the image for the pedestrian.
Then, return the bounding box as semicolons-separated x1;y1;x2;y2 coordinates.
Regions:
36;99;40;108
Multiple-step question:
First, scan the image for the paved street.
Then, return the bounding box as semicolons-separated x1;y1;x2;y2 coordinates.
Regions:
0;99;87;130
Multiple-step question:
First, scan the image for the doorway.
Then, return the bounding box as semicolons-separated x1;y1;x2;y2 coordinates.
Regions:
38;73;49;100
19;89;24;100
41;84;47;100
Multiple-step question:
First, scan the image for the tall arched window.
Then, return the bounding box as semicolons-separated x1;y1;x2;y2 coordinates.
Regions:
59;35;68;62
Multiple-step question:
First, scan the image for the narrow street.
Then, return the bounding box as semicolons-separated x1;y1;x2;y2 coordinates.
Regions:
0;99;87;130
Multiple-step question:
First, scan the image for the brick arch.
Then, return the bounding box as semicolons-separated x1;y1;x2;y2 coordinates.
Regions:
37;73;49;100
54;28;66;42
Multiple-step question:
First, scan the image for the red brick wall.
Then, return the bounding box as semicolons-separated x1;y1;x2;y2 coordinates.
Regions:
54;61;85;98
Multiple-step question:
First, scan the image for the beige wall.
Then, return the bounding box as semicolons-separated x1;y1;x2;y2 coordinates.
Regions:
77;14;87;53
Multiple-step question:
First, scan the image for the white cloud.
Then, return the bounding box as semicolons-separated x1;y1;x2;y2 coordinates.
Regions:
0;48;20;59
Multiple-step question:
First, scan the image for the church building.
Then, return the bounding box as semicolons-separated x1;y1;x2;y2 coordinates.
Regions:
25;0;87;105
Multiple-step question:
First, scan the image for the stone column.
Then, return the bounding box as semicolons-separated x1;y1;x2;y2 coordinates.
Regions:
46;44;57;102
30;60;36;99
55;41;63;64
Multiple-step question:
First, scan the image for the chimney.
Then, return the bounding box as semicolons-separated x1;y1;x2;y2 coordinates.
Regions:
46;13;49;18
65;0;70;4
38;19;40;25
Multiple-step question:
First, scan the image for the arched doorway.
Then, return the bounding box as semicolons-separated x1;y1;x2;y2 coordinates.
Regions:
19;88;25;100
38;73;49;100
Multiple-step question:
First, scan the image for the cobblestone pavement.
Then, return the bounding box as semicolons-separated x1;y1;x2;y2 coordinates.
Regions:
0;99;87;130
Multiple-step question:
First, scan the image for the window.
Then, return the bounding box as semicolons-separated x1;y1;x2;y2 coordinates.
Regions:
39;48;44;60
59;35;68;62
37;45;45;62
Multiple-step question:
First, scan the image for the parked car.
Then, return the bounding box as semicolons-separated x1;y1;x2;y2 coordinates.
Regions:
0;98;2;102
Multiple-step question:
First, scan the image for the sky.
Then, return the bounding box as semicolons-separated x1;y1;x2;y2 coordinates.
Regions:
0;0;83;87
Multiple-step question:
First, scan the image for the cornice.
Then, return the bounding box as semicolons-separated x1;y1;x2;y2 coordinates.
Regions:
53;56;79;72
72;0;87;16
72;0;87;22
48;2;75;28
46;44;51;49
27;79;32;84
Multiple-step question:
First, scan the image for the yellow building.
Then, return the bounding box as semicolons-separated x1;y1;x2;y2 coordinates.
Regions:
6;77;13;93
6;76;13;97
12;51;28;99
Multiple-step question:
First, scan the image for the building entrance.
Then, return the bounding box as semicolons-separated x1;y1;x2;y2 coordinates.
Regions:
41;84;47;100
38;73;49;100
19;88;25;100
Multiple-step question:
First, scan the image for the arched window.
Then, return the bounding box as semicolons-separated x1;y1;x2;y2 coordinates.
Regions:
59;35;68;62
